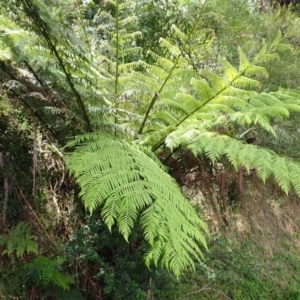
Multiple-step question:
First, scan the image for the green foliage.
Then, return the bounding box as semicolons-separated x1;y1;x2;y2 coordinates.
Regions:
139;35;300;198
25;256;74;290
174;237;300;300
3;0;300;298
64;216;181;299
66;132;208;277
0;222;38;257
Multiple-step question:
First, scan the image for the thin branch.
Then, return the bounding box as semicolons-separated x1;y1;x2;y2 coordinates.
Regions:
138;92;159;134
184;286;232;300
32;119;37;197
138;55;180;135
16;186;58;250
0;152;9;225
20;0;93;132
114;0;120;136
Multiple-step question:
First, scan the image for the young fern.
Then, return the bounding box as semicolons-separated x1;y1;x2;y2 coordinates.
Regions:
0;222;38;258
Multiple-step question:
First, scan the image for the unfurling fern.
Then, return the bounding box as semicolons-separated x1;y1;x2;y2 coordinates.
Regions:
66;132;207;277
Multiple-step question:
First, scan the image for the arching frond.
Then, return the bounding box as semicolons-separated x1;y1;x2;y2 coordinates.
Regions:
167;129;300;198
66;132;208;277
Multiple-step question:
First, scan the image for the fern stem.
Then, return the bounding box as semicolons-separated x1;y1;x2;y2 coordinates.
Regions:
16;185;58;250
20;0;93;133
138;55;181;134
115;0;120;96
113;0;120;137
75;0;93;61
152;59;264;152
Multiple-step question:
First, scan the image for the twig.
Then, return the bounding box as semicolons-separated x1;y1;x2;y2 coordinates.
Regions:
184;286;232;300
0;152;10;225
16;187;57;249
146;277;152;300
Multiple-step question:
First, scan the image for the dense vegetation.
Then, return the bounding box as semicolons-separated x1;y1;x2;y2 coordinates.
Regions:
1;0;300;299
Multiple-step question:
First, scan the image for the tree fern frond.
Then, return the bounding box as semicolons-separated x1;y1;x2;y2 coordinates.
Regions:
199;70;225;92
26;256;74;290
238;144;258;173
66;132;207;275
204;135;228;163
200;104;234;114
272;156;291;195
243;65;269;78
158;38;181;57
119;16;139;27
210;95;247;110
254;151;274;183
150;111;180;126
232;76;261;89
191;78;214;102
167;128;300;198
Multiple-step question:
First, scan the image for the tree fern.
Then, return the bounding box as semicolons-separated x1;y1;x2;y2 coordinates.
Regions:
66;132;208;277
5;0;300;281
136;30;300;198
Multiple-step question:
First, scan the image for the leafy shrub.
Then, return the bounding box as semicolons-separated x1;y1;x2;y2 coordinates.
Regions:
63;215;181;299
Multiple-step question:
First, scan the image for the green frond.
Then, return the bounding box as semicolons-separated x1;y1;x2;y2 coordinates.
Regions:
158;38;181;57
210;95;247;110
167;127;300;198
261;53;280;63
98;11;116;23
176;93;201;114
66;132;207;275
119;1;135;10
165;126;205;151
222;60;239;81
223;139;242;170
200;104;234;114
255;40;267;60
150;111;179;125
276;43;294;53
223;86;255;97
272;156;291;195
170;24;187;43
0;222;38;258
243;65;269;78
145;64;169;81
238;47;251;70
97;25;115;38
139;125;175;148
204;135;228;163
287;161;300;196
191;78;214;102
270;31;282;49
232;76;261;89
254;105;289;119
254;151;274;183
119;16;138;27
238;144;257;173
199;70;225;92
25;256;74;290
